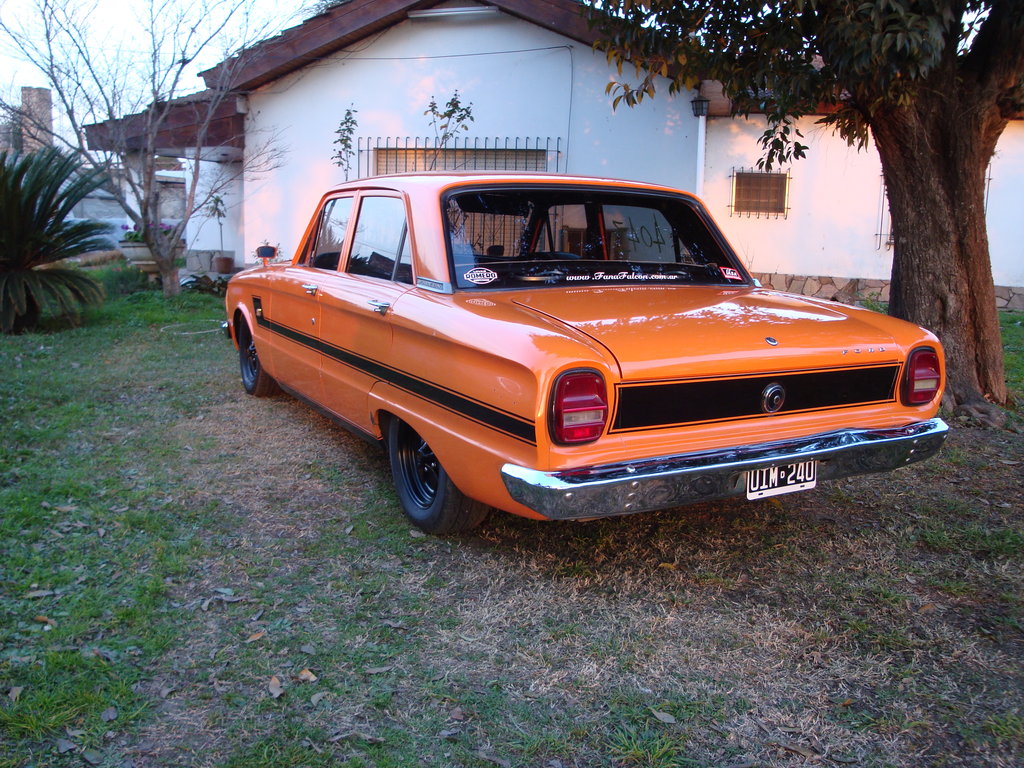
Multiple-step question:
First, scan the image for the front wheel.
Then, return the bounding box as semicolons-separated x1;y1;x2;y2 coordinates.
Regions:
237;319;279;397
387;417;489;534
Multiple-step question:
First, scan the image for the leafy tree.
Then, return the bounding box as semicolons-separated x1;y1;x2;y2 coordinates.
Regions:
0;147;109;333
591;0;1024;419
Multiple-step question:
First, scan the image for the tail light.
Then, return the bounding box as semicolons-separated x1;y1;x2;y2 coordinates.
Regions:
551;370;608;444
902;347;941;405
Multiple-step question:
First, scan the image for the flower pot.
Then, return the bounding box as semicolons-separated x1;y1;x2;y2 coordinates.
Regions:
213;254;235;273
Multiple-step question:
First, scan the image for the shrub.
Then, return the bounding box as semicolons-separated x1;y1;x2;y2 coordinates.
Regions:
0;148;111;333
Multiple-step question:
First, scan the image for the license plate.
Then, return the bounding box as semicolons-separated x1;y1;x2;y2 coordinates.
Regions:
746;460;817;499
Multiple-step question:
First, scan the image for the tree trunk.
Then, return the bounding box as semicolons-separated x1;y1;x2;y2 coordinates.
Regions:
148;241;180;299
870;87;1009;411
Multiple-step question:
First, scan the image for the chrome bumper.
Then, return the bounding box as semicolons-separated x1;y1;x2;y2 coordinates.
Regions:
501;418;948;521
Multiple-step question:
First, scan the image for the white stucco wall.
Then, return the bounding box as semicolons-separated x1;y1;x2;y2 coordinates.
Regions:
184;160;244;259
240;7;701;262
988;121;1024;288
704;115;1024;288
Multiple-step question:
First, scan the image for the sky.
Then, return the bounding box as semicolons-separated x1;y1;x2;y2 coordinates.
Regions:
0;0;306;105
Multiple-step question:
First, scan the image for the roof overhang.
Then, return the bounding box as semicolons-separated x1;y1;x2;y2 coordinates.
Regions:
201;0;599;93
84;93;246;161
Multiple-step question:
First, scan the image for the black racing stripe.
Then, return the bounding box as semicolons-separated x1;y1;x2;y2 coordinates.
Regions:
613;364;899;431
256;314;536;444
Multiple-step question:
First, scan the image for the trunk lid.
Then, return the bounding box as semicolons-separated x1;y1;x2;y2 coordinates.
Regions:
511;286;901;379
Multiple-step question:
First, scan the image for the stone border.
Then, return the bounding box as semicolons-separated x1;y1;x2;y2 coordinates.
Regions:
750;272;1024;311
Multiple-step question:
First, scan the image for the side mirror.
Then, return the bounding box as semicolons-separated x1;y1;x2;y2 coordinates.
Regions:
256;245;277;261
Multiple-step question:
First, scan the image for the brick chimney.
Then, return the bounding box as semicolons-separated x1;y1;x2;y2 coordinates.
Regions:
19;87;53;151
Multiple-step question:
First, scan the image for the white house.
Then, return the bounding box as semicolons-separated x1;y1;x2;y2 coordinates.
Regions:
136;0;1023;306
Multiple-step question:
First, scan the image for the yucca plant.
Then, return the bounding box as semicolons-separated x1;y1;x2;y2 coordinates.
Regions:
0;147;112;333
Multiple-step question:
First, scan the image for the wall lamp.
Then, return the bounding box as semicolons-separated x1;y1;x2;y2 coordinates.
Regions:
690;96;710;117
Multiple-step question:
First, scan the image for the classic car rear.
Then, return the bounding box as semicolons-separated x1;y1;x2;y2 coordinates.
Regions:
225;173;947;533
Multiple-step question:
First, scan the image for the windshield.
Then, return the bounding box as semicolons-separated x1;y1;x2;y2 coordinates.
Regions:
445;186;747;290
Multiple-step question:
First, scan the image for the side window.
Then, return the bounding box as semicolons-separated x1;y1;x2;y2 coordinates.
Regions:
348;196;411;282
307;197;354;270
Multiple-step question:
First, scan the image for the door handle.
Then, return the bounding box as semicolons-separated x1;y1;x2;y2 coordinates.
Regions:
301;284;318;296
368;300;391;316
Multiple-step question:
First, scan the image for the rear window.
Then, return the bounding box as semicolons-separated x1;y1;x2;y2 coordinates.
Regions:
444;187;746;290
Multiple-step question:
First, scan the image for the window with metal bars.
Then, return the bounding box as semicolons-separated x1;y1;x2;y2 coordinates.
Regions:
731;169;790;218
359;137;562;178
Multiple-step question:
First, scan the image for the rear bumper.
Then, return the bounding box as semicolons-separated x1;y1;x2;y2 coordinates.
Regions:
501;418;948;521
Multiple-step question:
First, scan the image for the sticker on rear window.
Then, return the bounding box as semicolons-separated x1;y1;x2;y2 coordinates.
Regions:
464;267;498;285
720;266;743;281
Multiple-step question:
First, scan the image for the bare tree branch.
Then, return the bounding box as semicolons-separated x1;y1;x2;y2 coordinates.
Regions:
0;0;292;295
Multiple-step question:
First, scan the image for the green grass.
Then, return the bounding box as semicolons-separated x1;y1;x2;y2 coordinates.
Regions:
1002;310;1024;404
0;292;228;762
1;294;1022;768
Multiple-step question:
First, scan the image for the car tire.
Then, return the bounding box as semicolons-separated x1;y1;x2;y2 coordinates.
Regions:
387;417;490;534
237;319;279;397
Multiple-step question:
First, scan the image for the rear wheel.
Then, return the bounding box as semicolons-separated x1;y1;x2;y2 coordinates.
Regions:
387;417;489;534
237;319;279;397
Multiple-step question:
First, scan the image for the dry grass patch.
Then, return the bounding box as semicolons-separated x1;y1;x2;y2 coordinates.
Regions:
127;396;1022;767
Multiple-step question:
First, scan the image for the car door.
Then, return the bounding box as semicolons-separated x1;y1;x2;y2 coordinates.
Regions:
262;195;355;403
316;193;414;433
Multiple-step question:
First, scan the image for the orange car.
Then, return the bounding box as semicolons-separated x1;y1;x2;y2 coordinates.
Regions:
224;173;947;533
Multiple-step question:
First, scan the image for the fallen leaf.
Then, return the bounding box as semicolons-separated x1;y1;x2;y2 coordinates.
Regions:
245;631;266;643
8;686;23;701
364;666;392;675
919;602;937;613
439;728;461;741
300;644;316;654
24;589;54;599
649;708;676;724
268;675;285;698
331;730;384;744
381;619;405;629
409;529;426;538
81;749;104;765
33;615;56;626
343;524;354;535
772;741;819;759
100;706;117;722
159;685;177;698
449;706;466;721
310;691;327;705
56;738;76;754
296;668;318;683
475;749;511;768
214;587;235;596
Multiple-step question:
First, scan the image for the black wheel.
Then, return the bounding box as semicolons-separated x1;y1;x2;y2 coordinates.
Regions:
387;417;489;534
237;319;279;397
